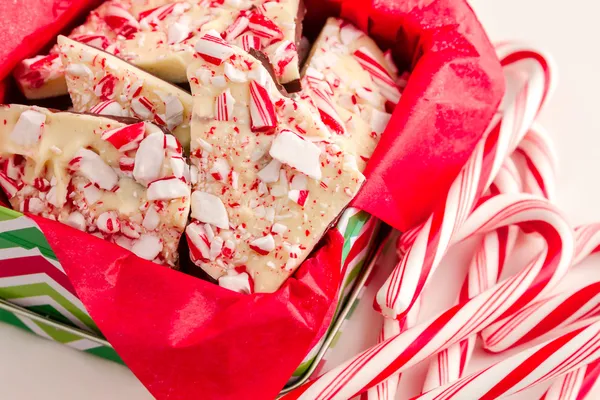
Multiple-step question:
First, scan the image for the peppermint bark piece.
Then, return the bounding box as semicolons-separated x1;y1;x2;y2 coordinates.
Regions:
186;33;364;293
16;0;304;100
58;35;194;150
301;18;401;171
0;105;191;267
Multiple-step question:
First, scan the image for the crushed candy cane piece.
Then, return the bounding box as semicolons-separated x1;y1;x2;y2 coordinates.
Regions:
147;177;189;201
134;132;165;185
72;148;118;190
186;223;211;261
89;100;127;117
249;80;277;132
371;109;392;134
9;109;45;146
131;234;162;261
215;89;235;121
142;206;161;231
288;189;308;207
219;270;252;294
224;63;247;83
270;129;322;180
248;13;283;40
101;122;145;152
257;159;282;183
195;31;235;66
96;211;121;234
249;234;275;255
66;212;86;231
191;191;229;229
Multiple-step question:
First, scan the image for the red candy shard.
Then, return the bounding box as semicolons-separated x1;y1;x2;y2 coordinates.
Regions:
240;33;262;52
215;89;235;121
103;5;139;38
288;189;309;207
101;122;146;152
0;171;21;198
249;80;277;133
224;14;250;41
195;32;235;66
247;13;283;41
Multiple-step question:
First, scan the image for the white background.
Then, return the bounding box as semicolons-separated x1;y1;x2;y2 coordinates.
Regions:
2;0;600;398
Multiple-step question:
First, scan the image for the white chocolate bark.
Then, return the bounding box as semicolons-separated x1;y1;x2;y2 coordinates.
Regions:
0;105;191;267
300;18;400;171
186;34;364;293
58;35;193;150
16;0;302;99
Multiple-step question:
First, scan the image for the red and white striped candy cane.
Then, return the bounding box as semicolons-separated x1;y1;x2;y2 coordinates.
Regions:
369;158;523;399
482;224;600;352
282;194;574;400
423;124;557;391
364;301;420;400
375;45;556;320
413;320;600;400
542;359;600;400
513;123;558;200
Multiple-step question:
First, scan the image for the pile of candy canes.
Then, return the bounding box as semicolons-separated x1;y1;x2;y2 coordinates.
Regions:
280;43;600;400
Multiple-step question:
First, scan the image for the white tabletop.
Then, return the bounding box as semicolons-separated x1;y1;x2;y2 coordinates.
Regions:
2;0;600;398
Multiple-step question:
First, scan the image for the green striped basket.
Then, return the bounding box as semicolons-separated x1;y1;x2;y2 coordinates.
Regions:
0;204;380;388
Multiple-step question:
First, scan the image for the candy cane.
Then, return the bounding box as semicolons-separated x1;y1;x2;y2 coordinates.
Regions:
282;194;574;400
542;359;600;400
535;225;600;400
413;320;600;400
375;45;556;320
364;300;420;400
372;158;523;399
482;224;600;352
423;124;557;391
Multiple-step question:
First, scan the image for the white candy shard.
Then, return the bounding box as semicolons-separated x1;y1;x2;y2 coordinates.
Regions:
10;110;46;146
131;234;163;261
147;177;190;200
249;234;275;255
191;191;229;229
224;63;247;83
66;212;86;231
72;148;118;190
219;271;252;294
271;223;287;235
163;95;184;129
210;158;230;181
371;109;392;134
257;159;282;183
270;129;322;180
142;206;161;231
168;21;190;45
134;132;165;186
